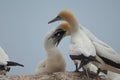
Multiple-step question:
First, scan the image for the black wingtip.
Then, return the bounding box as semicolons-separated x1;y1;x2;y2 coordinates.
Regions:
99;56;120;69
7;61;24;67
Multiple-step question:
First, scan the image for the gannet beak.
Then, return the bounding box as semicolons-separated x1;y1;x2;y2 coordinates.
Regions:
48;16;61;24
7;61;24;67
55;36;63;47
54;31;66;47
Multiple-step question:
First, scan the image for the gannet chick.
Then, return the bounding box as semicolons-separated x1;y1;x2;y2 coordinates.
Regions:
0;47;24;75
48;10;100;74
35;25;66;75
48;10;120;74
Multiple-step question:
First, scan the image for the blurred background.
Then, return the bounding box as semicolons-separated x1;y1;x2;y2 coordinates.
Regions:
0;0;120;75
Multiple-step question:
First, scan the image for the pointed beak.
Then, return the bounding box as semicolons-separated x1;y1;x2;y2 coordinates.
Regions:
55;36;63;47
48;16;61;24
54;31;66;47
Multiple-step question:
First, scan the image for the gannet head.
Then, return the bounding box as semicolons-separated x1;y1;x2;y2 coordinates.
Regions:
48;10;76;24
45;22;72;51
57;22;71;35
50;28;66;47
45;25;68;48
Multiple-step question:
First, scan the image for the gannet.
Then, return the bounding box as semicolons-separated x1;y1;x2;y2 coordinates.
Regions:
35;25;66;75
48;10;120;74
48;10;100;74
0;47;24;75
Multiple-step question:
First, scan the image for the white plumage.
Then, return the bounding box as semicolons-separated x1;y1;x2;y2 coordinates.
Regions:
0;47;9;65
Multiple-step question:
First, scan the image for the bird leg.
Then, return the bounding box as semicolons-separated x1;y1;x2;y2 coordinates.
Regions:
97;68;108;75
6;67;10;72
79;58;89;69
74;63;79;72
78;59;90;79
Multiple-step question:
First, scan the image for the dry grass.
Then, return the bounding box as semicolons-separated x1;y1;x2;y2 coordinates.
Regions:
0;72;110;80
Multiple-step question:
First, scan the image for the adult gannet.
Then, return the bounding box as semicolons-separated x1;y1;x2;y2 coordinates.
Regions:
48;10;100;73
35;25;66;75
0;47;24;75
48;10;120;74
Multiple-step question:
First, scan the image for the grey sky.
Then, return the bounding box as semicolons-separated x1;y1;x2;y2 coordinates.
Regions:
0;0;120;75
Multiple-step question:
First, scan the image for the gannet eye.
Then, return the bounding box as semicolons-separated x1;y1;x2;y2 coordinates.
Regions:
53;29;66;38
54;31;61;37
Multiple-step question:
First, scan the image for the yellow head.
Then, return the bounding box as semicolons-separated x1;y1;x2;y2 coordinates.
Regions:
48;10;77;24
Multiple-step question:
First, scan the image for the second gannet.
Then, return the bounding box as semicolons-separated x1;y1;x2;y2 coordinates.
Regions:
0;47;24;75
48;10;100;74
48;9;120;74
35;25;66;75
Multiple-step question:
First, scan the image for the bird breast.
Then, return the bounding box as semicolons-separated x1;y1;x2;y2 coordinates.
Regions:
70;30;96;56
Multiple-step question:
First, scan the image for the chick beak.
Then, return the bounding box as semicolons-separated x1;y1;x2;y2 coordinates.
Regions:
48;16;61;24
55;36;63;47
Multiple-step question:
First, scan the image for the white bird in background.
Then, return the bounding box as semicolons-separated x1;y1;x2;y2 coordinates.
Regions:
48;10;120;75
0;47;24;75
48;10;100;77
35;25;66;75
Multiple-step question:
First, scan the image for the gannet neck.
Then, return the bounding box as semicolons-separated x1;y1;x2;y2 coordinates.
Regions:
68;17;80;33
44;37;60;56
46;48;61;58
66;14;79;27
70;29;85;43
43;30;55;51
44;38;55;51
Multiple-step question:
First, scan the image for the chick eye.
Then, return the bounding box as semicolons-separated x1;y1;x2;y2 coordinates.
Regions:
55;32;61;37
54;29;65;37
51;29;66;39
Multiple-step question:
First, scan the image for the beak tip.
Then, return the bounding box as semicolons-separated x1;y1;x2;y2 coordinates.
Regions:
48;20;54;24
48;21;51;24
48;16;61;24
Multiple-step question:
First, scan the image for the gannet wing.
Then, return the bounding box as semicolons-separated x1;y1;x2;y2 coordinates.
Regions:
81;25;110;48
81;25;120;55
93;41;120;67
81;25;120;68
